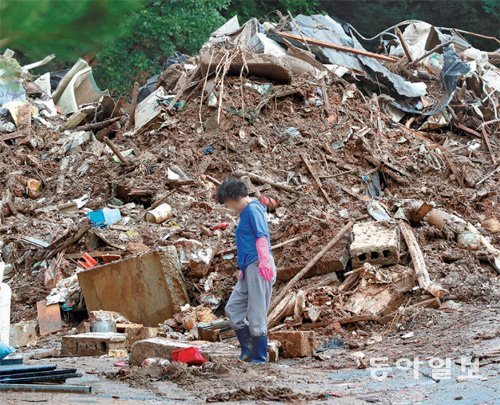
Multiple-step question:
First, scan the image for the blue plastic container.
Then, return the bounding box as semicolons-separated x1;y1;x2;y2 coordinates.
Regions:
87;208;122;227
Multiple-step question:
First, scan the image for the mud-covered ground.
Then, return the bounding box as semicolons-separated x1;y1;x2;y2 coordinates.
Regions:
4;302;499;404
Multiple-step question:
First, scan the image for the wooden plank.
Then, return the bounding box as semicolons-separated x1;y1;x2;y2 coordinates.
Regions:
233;170;298;194
0;131;24;142
300;153;332;204
481;127;497;165
36;300;62;336
268;221;354;314
275;31;398;63
396;27;414;63
399;222;448;298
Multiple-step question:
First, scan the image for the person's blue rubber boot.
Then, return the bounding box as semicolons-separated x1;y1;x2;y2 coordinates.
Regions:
250;335;268;364
235;326;252;362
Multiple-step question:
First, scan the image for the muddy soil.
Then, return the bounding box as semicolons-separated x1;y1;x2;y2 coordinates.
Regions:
4;302;499;404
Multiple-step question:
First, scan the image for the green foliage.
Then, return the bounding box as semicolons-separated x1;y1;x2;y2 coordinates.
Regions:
0;0;141;62
224;0;319;22
482;0;499;15
94;0;229;94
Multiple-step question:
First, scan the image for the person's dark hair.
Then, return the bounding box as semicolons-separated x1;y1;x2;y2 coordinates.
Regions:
216;178;248;204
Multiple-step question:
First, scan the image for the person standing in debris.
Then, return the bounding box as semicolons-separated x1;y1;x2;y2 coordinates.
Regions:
216;179;276;364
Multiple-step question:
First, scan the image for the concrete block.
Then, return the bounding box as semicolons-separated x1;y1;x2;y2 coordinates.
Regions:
116;323;158;348
268;331;315;358
129;337;209;366
61;332;127;356
78;248;189;326
350;222;400;268
9;321;37;348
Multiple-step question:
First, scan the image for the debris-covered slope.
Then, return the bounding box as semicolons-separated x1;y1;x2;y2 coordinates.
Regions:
0;13;498;336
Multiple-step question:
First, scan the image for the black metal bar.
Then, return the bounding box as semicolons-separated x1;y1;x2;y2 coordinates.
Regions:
0;358;23;366
0;364;56;376
0;383;92;394
0;373;82;384
0;368;77;380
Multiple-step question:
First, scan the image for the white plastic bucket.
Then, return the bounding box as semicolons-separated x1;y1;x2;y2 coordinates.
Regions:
0;262;11;345
145;203;173;224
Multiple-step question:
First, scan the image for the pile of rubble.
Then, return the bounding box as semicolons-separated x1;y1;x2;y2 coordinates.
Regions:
0;13;499;365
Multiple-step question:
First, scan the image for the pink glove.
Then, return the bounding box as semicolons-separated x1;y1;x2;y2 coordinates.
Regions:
237;270;244;280
256;237;274;281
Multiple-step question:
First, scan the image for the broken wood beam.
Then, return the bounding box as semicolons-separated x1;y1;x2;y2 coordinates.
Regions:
268;220;354;314
409;40;453;67
74;116;121;132
56;157;69;195
233;170;298;194
399;221;448;298
127;81;139;130
275;31;398;63
475;164;500;186
338;314;379;325
300;153;332;204
103;137;127;164
396;27;414;63
0;131;25;142
481;127;497;165
455;123;482;138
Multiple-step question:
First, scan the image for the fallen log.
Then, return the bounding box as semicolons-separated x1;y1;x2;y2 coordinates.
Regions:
275;31;398;63
233;170;298;194
399;221;448;298
268;220;354;315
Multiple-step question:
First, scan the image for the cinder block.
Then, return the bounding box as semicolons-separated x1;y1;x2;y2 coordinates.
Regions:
268;331;315;358
61;332;127;356
350;222;400;268
10;321;37;348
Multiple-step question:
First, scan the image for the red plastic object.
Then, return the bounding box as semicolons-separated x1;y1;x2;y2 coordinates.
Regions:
210;222;228;231
78;253;98;269
171;347;207;366
259;196;279;212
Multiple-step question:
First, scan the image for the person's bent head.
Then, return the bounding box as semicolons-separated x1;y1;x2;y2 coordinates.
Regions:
216;178;249;213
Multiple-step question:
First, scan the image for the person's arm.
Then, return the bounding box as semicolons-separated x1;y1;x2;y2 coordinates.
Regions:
248;205;274;281
256;236;273;281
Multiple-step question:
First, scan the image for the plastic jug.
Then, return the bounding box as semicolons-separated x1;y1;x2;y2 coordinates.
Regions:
0;260;11;345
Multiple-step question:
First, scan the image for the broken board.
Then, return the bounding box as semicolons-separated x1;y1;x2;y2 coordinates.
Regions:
36;300;62;336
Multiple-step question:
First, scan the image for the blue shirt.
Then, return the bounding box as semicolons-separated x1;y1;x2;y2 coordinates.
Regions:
235;200;271;270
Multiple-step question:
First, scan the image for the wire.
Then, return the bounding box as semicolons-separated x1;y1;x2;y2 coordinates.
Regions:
348;20;500;44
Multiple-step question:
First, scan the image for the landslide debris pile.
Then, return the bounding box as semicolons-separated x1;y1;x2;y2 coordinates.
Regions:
0;14;499;334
